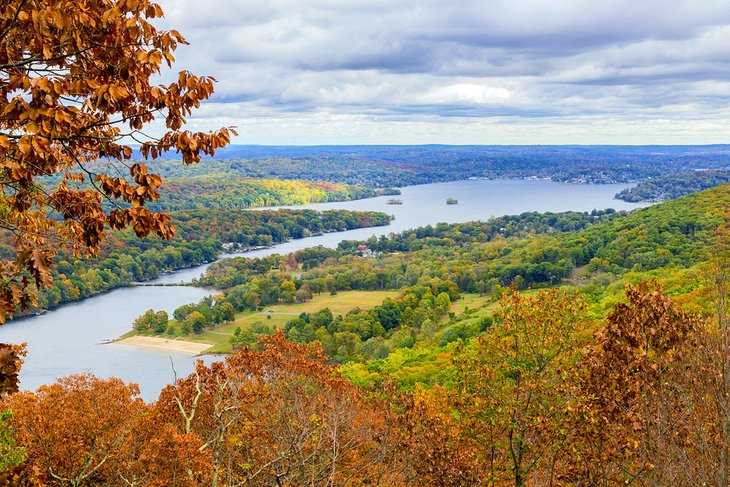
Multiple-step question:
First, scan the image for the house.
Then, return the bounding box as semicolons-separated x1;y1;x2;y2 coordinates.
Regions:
356;245;374;257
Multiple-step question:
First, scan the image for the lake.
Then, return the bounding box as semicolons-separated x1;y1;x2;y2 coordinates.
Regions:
0;179;645;399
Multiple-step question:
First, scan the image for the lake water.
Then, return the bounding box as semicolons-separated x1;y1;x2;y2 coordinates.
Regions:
0;179;645;399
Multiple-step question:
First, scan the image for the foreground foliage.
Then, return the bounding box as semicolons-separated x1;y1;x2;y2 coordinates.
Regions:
2;281;730;486
2;333;406;485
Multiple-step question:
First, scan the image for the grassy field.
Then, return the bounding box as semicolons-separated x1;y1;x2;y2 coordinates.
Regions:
452;293;495;314
448;293;499;328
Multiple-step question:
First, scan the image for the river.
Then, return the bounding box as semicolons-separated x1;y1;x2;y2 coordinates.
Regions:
0;179;645;399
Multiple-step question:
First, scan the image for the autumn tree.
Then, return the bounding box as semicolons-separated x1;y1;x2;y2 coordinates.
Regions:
107;411;213;486
0;0;234;323
452;288;588;486
156;331;404;486
1;373;213;485
709;252;730;485
678;253;730;485
1;374;148;485
0;343;25;395
391;383;484;486
567;282;700;485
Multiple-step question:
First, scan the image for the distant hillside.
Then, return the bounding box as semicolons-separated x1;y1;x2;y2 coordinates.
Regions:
616;170;730;202
137;144;730;187
39;164;384;212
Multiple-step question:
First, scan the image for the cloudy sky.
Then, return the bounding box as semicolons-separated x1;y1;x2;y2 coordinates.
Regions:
156;0;730;145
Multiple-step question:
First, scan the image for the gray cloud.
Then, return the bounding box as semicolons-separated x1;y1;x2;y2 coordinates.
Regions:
154;0;730;144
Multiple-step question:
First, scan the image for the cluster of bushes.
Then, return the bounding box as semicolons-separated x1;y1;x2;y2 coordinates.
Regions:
133;296;236;336
132;310;169;334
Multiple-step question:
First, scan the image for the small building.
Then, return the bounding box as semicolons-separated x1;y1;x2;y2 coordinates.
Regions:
356;245;374;257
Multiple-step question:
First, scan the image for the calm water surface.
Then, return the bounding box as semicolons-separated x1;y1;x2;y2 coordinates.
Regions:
0;179;646;399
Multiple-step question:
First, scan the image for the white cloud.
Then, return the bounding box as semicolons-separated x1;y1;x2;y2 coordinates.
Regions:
153;0;730;144
424;84;511;104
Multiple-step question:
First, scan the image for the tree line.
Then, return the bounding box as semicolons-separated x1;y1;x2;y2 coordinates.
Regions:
40;167;384;213
3;208;391;314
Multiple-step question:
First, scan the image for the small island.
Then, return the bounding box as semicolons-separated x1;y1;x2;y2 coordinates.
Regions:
386;199;403;205
446;197;459;205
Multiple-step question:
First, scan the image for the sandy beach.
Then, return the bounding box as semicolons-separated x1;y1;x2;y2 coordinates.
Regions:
115;336;212;354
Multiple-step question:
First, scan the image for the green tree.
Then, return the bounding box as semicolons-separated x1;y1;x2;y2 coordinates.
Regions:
295;287;313;303
245;291;261;311
186;311;207;334
133;309;155;332
173;304;195;322
280;281;296;304
310;308;334;330
0;410;25;472
434;292;451;317
153;310;168;334
454;289;588;486
212;300;235;324
373;299;402;331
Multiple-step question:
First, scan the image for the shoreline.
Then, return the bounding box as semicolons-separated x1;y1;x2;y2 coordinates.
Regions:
115;336;213;355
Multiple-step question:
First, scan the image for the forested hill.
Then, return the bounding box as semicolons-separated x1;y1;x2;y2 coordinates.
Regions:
138;144;730;186
615;170;730;202
214;181;728;285
39;166;383;212
145;177;380;212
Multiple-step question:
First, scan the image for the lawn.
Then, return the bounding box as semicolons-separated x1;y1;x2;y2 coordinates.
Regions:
451;293;495;315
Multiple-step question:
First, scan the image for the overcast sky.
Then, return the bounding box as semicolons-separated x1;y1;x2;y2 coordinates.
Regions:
155;0;730;145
